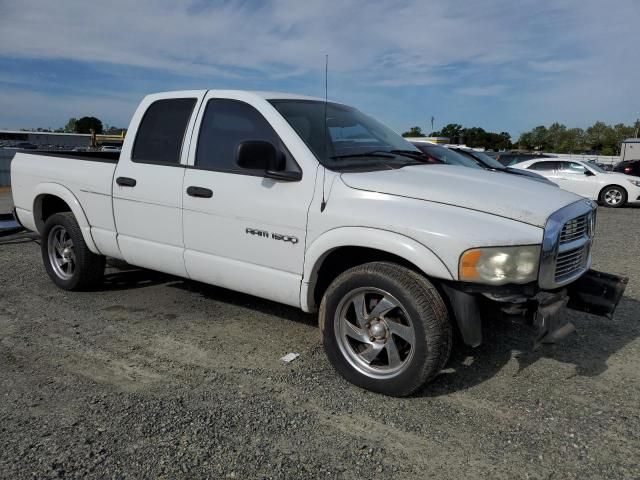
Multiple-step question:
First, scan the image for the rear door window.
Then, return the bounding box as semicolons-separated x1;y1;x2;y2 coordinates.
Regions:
132;98;197;165
529;161;558;171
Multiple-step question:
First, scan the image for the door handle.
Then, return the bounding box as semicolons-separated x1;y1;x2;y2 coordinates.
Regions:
186;186;213;198
116;176;137;187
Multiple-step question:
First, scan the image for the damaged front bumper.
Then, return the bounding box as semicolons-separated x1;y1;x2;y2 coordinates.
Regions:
534;269;628;347
442;269;628;348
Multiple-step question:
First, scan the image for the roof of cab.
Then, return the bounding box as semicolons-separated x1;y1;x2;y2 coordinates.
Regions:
148;89;326;102
250;91;325;101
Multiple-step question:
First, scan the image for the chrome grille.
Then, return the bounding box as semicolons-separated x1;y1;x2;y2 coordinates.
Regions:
559;214;589;244
539;200;596;289
555;246;587;281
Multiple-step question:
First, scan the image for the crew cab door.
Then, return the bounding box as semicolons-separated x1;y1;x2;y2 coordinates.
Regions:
113;92;204;276
528;160;565;186
182;95;315;307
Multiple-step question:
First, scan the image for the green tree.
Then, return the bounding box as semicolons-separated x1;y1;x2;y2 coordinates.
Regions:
530;125;549;150
490;131;512;150
75;116;104;134
440;123;464;141
401;126;425;137
546;123;567;151
557;128;585;153
63;118;78;133
585;121;608;151
518;132;533;149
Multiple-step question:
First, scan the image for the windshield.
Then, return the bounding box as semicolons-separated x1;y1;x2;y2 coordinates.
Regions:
269;99;422;170
461;149;505;169
412;143;482;169
587;161;606;173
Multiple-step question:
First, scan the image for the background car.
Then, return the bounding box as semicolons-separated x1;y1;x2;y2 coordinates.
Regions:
586;159;613;171
5;141;37;150
410;142;482;168
493;152;556;167
449;146;557;186
613;159;640;177
513;158;640;208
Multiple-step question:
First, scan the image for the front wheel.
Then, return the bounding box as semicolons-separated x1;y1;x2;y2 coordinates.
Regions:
320;262;452;397
599;185;627;208
41;212;105;290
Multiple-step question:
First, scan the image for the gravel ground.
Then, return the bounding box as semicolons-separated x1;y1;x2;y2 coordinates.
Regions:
1;191;639;479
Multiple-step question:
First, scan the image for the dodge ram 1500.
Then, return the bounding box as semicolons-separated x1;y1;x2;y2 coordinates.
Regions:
11;90;627;396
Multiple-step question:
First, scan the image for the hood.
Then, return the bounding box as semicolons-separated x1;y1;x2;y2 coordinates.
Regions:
340;165;583;228
505;167;557;186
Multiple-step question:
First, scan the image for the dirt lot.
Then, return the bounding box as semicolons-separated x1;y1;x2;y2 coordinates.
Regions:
1;192;639;479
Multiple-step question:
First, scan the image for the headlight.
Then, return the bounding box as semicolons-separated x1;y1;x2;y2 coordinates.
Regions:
459;245;541;285
626;178;640;187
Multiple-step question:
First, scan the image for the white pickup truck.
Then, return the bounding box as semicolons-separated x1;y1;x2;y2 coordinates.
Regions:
10;90;627;396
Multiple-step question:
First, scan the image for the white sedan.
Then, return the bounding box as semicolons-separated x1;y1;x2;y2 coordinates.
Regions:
513;158;640;208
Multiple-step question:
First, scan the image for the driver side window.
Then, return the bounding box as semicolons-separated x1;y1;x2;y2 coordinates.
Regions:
195;99;299;175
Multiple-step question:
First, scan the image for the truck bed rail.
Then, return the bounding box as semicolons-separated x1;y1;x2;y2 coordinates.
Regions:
24;150;119;163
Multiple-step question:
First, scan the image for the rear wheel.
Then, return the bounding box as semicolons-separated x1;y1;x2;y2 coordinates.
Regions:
320;262;452;397
599;185;627;208
41;212;105;290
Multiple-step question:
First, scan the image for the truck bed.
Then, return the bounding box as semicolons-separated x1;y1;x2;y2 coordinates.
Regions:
10;151;119;254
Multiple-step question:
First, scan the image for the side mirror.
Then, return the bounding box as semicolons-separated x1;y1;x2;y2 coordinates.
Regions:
585;170;595;176
236;140;280;170
236;140;301;181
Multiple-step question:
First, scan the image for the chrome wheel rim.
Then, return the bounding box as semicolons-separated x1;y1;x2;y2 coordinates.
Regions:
334;287;415;379
47;225;76;280
604;189;622;205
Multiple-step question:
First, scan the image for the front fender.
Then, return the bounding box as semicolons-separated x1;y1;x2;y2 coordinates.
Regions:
33;183;100;254
300;226;453;312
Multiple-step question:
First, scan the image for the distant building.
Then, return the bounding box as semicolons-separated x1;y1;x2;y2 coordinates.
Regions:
621;138;640;162
404;136;450;145
0;130;91;148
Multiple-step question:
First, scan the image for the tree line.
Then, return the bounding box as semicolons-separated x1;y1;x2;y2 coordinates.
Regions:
401;124;512;151
517;121;639;155
402;120;639;154
47;117;125;136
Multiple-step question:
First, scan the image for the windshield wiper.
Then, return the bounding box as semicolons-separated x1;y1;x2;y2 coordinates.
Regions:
387;150;428;160
331;149;428;160
330;151;396;160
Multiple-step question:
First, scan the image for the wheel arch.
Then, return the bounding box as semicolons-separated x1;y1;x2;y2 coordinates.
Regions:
33;183;99;253
301;227;453;313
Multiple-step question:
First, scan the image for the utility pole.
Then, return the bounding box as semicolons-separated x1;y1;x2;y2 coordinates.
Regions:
635;118;639;138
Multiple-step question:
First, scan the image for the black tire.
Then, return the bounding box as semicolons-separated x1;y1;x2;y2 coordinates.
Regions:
599;185;627;208
41;212;105;290
320;262;452;397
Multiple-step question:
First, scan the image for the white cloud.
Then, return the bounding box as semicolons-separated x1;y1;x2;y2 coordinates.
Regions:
456;85;508;97
0;0;598;83
0;0;638;131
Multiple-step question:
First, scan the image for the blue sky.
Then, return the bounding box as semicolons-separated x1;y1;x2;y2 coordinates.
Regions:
0;0;638;139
